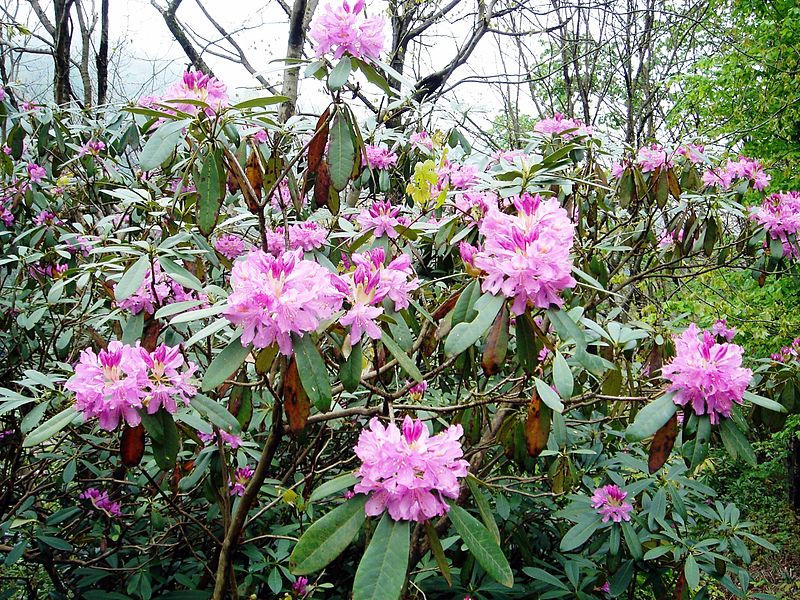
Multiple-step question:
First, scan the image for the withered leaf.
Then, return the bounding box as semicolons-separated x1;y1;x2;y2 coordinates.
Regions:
283;357;310;434
648;412;678;474
121;424;145;467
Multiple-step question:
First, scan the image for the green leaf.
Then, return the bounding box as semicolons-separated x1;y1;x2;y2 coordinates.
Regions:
328;110;355;191
559;516;601;552
231;95;290;109
535;377;564;413
196;149;225;236
684;554;700;590
621;521;642;560
328;56;352;91
340;342;362;392
159;257;203;292
690;415;712;471
451;280;481;327
546;308;586;350
293;334;333;412
115;255;149;302
448;504;513;588
445;292;506;356
142;410;179;471
719;419;757;466
625;393;677;441
522;567;569;591
290;495;367;575
309;473;359;502
743;390;786;413
3;540;27;566
23;407;77;447
352;514;410;600
610;559;635;596
552;351;574;399
201;335;251;392
466;476;500;544
37;535;72;551
192;394;241;434
139;119;189;171
381;332;423;383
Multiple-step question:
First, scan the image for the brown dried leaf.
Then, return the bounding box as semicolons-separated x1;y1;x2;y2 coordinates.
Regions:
283;358;310;434
648;412;678;474
121;424;145;467
482;306;509;376
313;160;332;209
245;150;263;202
524;391;551;457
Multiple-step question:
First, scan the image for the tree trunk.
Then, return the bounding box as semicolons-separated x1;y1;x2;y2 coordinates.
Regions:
96;0;109;106
279;0;314;123
53;0;75;105
790;433;800;511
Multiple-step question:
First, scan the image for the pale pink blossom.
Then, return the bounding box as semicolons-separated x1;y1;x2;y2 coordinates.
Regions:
27;163;46;183
363;144;398;170
116;259;207;316
78;140;106;157
356;200;405;239
750;191;800;258
711;319;736;342
410;131;434;151
215;234;246;260
591;484;633;523
676;144;705;164
80;488;122;517
309;0;386;61
636;144;673;173
140;344;197;414
533;113;593;139
354;415;469;522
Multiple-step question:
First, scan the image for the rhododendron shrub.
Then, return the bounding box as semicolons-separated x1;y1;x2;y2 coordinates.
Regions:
0;50;790;600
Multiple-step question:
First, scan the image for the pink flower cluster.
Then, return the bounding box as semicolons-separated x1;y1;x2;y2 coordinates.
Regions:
711;319;736;342
229;466;254;496
65;341;197;431
454;191;494;224
266;222;327;255
750;191;800;258
198;428;242;448
309;0;385;60
356;200;409;239
590;484;633;523
467;192;576;314
770;337;800;363
533;113;593;139
27;163;46;183
140;70;228;117
676;144;705;164
661;323;752;424
657;227;684;249
702;156;770;191
410;131;433;151
408;380;428;401
224;249;343;355
116;259;207;315
338;248;419;344
80;488;122;517
78;140;106;157
353;416;469;522
215;234;246;260
363;144;398;170
0;201;13;226
636;144;673;173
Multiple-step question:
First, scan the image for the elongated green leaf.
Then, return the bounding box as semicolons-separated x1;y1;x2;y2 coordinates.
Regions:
328;56;352;91
142;410;179;471
196;149;224;236
352;514;410;600
115;255;149;302
743;390;786;414
309;474;359;502
448;504;513;588
621;521;642;560
328;111;355;191
535;377;564;413
192;394;241;433
201;335;251;391
293;334;333;411
625;393;677;441
466;477;500;544
553;351;573;399
559;516;601;552
451;280;480;327
23;407;77;447
684;554;700;590
232;95;289;109
381;332;423;383
139;119;189;171
290;496;367;575
445;292;505;356
340;342;362;392
546;308;586;350
425;521;452;586
690;415;711;471
719;419;757;466
159;257;203;292
4;540;28;566
610;559;635;596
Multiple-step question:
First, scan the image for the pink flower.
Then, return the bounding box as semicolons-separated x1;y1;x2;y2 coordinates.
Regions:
703;156;770;191
253;129;268;144
750;191;800;258
198;429;242;448
636;144;673;173
590;484;633;523
163;70;229;116
215;234;246;260
229;466;254;496
0;87;5;102
269;179;295;211
711;319;736;342
224;249;344;355
309;0;386;61
533;113;593;139
610;161;630;179
473;192;576;314
80;488;122;517
449;165;477;189
600;581;611;594
410;131;434;151
454;191;494;223
491;149;526;164
78;140;106;157
116;259;207;316
408;380;427;401
661;323;752;424
27;163;46;183
65;341;149;431
140;344;197;414
34;210;59;227
340;296;384;343
292;576;309;595
676;144;705;164
353;415;469;522
363;144;398;170
289;222;327;252
356;200;404;239
657;228;683;248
